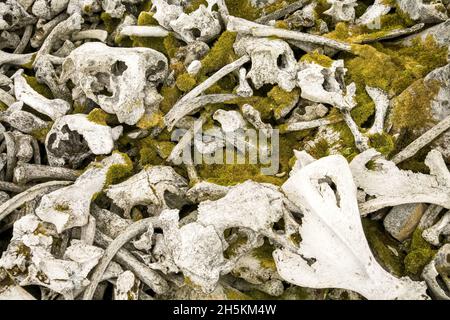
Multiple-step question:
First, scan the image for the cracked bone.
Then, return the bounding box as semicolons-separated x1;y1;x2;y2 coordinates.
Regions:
186;181;230;203
324;0;358;23
114;270;140;300
61;42;168;125
13;70;70;121
422;244;450;300
366;86;390;135
234;36;298;92
67;0;102;16
422;210;450;246
13;163;81;185
236;68;253;98
0;0;36;31
396;0;448;24
32;0;70;20
0;51;35;67
275;154;429;300
0;30;20;50
45;114;122;168
213;109;247;133
356;0;392;28
30;13;69;49
242;104;273;136
35;152;130;233
400;20;450;47
152;0;221;43
0;102;50;135
160;209;233;293
350;149;450;216
105;166;188;217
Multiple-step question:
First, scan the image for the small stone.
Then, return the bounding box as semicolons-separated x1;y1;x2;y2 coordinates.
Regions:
384;203;427;241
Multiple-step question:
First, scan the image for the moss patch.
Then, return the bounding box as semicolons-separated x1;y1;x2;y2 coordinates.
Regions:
104;152;133;187
23;75;53;99
300;50;334;68
404;228;436;277
176;73;197;92
87;108;109;125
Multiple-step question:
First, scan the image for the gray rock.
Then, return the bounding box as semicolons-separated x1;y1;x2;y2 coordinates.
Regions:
384;203;427;241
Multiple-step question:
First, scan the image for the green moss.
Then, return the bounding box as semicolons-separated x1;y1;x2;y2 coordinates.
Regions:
300;50;334;68
87;108;108;125
160;85;182;114
362;218;405;277
369;133;395;157
137;112;164;130
224;287;254;300
101;12;121;33
307;138;330;159
198;31;238;77
54;203;70;212
31;124;52;143
176;73;197;92
137;11;158;26
185;0;208;13
139;147;161;166
252;240;277;271
0;101;8;111
390;79;441;130
23;75;53;99
104;152;133;187
267;86;300;119
404;228;436;277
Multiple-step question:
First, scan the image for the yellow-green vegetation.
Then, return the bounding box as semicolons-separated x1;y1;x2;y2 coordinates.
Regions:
54;203;70;212
31;124;52;143
252;240;277;271
369;133;395;157
23;75;53;99
306;138;331;159
136;111;164;130
300;50;334;68
224;287;254;300
104;152;134;187
176;73;197;92
198;31;238;77
390;79;441;130
362;218;405;277
342;37;447;126
0;101;8;111
225;0;300;21
101;12;121;33
267;86;301;119
87;108;109;125
160;85;182;114
404;228;436;277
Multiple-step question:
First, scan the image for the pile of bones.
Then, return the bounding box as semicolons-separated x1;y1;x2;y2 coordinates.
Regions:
0;0;449;300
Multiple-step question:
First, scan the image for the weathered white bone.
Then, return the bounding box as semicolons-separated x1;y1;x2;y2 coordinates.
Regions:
423;210;450;246
367;86;390;135
13;70;70;121
119;25;170;38
186;181;230;203
152;0;221;43
0;0;36;31
67;0;102;16
400;20;450;47
114;271;140;300
227;15;352;52
396;0;448;23
35;152;130;233
0;102;50;135
282;117;342;132
0;30;20;50
186;60;202;76
0;87;16;107
350;149;450;215
106;166;188;216
422;244;450;300
0;51;35;67
324;0;358;23
242;104;272;136
61;42;168;125
32;0;70;20
31;13;69;48
45;114;122;167
72;29;108;42
275;155;429;300
234;36;298;92
160;209;233;293
213;109;247;133
236;68;253;98
356;0;392;27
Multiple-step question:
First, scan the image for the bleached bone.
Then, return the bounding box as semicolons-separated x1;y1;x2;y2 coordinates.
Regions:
360;24;425;44
0;0;36;31
422;244;450;300
391;115;450;165
160;209;233;293
396;0;448;24
356;0;392;27
0;215;104;300
234;36;298;92
275;155;429;300
0;51;35;67
106;166;188;216
61;42;168;125
0;284;36;300
187;60;202;75
0;30;20;50
152;0;221;43
0;88;16;107
186;181;230;203
67;0;102;16
213;109;247;133
350;149;450;216
227;15;352;52
255;0;310;24
13;163;80;185
45;114;122;168
242;104;272;136
0;102;50;135
119;25;169;38
399;20;450;47
32;0;70;20
423;210;450;246
35;152;130;233
197;180;299;251
282;117;343;132
114;271;140;300
367;86;390;135
324;0;358;23
236;68;253;98
72;29;108;42
30;13;68;48
13;70;70;121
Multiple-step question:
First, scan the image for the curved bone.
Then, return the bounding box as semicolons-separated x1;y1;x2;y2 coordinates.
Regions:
422;244;450;300
350;149;450;215
13;70;70;120
422;211;450;246
0;51;35;67
119;25;170;38
367;86;389;135
35;153;130;233
276;155;429;300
